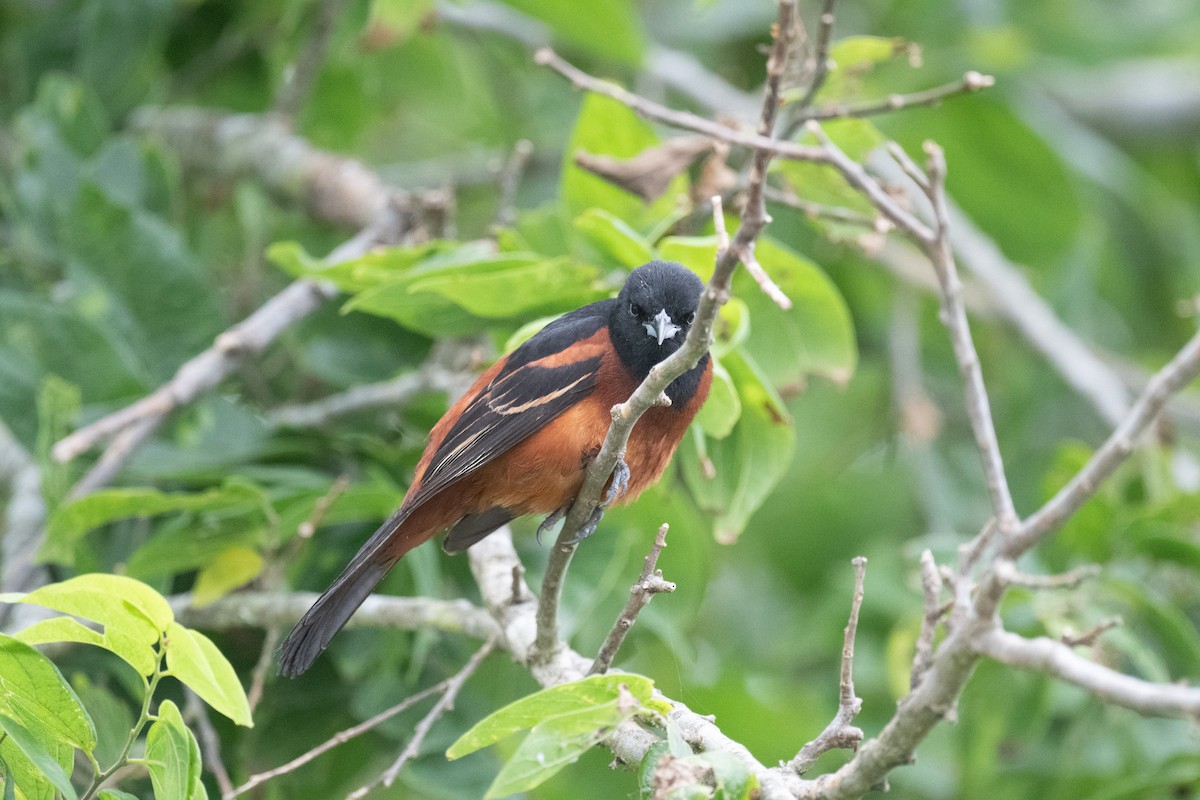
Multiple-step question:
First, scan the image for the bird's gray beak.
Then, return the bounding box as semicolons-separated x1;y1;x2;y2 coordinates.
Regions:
643;308;681;345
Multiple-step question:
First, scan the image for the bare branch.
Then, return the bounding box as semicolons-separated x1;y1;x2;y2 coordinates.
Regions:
1059;617;1121;648
764;186;878;229
273;0;353;120
909;550;944;691
267;366;459;429
797;72;995;123
589;523;675;676
791;0;838;111
185;688;235;797
372;640;496;792
994;560;1100;591
1010;326;1200;554
920;142;1019;532
66;416;163;500
224;681;450;799
172;591;500;642
493;139;534;228
976;628;1200;719
790;557;867;774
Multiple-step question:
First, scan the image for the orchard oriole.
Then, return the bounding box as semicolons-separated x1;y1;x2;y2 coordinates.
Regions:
279;260;712;677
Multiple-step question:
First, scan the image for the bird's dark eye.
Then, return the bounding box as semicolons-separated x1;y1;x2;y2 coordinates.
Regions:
686;312;696;324
629;302;644;318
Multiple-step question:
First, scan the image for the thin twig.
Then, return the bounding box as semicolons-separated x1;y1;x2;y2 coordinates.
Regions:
994;561;1100;591
796;72;995;123
224;681;450;799
920;142;1019;532
909;550;943;691
1010;326;1200;554
975;628;1200;719
185;688;235;797
791;0;838;111
1060;616;1121;648
589;524;675;676
369;640;495;793
789;557;867;774
67;416;163;499
246;627;281;715
274;0;353;120
764;186;878;228
492;139;533;229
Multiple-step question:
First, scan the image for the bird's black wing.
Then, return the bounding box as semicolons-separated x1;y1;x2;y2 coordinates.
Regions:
403;299;615;512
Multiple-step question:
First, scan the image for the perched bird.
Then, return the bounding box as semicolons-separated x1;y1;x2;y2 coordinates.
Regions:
279;260;712;677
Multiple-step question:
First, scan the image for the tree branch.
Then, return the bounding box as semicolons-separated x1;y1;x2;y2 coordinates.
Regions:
976;628;1200;719
796;71;994;123
789;557;867;774
589;523;675;676
171;591;500;642
532;0;799;661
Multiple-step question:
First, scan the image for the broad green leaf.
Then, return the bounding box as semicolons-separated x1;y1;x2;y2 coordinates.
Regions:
0;715;77;800
562;94;683;230
693;358;740;439
42;484;263;565
144;700;200;800
99;791;142;800
164;623;252;727
190;546;264;607
125;519;264;582
0;634;96;752
268;240;452;293
680;350;795;543
1;734;72;800
447;674;653;759
573;209;654;267
712;298;750;359
407;256;604;319
503;0;644;65
665;718;692;758
14;574;173;640
14;616;156;677
485;701;636;798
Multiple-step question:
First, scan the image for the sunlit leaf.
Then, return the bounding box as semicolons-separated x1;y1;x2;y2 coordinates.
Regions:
0;715;77;800
447;674;653;759
145;700;200;800
573;208;655;267
0;634;96;752
163;623;252;727
190;546;264;607
14;616;156;677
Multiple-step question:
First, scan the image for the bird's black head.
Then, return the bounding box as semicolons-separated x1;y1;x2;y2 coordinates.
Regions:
609;261;707;405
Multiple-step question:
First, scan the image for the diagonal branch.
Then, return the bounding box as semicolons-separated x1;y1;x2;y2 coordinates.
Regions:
589;523;675;676
532;0;799;662
976;628;1200;719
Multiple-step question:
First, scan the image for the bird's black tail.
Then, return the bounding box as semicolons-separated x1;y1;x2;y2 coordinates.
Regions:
278;556;394;678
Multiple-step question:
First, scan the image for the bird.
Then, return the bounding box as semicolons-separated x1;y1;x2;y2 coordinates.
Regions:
279;260;712;677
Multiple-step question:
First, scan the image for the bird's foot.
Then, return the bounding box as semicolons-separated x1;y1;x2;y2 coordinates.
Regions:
601;458;631;507
568;459;631;545
536;505;568;544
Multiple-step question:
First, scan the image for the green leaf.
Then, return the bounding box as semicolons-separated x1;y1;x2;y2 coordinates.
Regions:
447;674;653;759
407;255;604;319
502;0;644;65
562;94;683;230
486;701;638;798
41;483;264;565
99;791;142;800
0;634;96;752
144;700;201;800
573;209;655;267
1;734;73;800
164;623;252;727
699;751;757;800
665;718;692;758
13;574;174;640
680;350;795;543
14;616;156;678
693;358;741;439
0;715;77;800
190;546;264;607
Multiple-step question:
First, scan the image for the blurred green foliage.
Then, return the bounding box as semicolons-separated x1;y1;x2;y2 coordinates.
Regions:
2;0;1200;798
